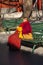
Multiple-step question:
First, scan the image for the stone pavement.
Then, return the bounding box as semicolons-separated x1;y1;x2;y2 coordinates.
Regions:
0;31;15;43
0;31;43;55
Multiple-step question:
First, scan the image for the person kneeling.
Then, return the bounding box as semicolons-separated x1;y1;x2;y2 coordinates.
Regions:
17;18;33;40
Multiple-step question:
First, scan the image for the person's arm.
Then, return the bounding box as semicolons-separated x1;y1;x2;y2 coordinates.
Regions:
16;26;22;32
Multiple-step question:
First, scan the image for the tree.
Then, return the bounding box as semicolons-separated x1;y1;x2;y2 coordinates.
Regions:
23;0;32;17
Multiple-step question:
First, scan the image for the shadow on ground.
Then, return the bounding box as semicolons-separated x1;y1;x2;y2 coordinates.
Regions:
0;44;43;65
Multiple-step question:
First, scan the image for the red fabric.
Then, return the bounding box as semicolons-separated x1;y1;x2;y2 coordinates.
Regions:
8;31;21;49
19;21;32;34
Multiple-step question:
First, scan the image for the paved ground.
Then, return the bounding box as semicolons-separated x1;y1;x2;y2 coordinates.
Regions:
0;31;14;43
0;44;43;65
0;30;43;65
0;31;43;55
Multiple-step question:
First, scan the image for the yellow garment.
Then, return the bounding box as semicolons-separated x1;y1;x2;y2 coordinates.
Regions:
23;33;33;40
19;31;23;39
17;26;22;32
17;26;23;39
17;26;33;40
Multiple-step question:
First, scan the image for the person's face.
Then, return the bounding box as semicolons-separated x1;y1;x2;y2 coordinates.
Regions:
23;18;27;22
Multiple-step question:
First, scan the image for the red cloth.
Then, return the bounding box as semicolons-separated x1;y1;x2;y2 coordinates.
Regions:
8;31;21;49
8;21;32;49
19;21;32;34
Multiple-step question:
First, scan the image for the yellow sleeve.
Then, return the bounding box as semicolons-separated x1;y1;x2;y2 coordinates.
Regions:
17;26;22;32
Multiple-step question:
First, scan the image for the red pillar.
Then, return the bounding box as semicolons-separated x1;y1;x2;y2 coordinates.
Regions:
37;0;42;10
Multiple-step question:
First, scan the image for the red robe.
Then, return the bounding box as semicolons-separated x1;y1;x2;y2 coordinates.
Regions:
8;31;21;49
19;21;32;34
8;21;32;49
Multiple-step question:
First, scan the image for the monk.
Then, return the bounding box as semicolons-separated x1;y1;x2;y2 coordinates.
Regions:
8;18;33;50
17;18;33;40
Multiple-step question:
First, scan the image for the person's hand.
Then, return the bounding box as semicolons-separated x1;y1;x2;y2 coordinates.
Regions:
17;26;22;32
17;26;19;29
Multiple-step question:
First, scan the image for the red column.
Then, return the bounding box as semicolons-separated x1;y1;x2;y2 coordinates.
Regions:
37;0;42;10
